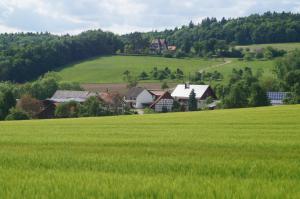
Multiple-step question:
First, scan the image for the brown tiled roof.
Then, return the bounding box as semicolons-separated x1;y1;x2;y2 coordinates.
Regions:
149;90;165;97
150;92;173;108
99;92;120;104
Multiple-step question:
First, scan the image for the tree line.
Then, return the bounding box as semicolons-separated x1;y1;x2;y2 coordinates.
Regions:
121;12;300;56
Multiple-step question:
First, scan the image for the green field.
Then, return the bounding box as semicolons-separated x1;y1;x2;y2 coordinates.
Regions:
57;55;275;84
1;105;300;198
236;42;300;52
57;56;220;83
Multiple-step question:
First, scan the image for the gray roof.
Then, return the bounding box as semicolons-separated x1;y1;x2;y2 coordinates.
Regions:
125;87;145;99
50;90;97;103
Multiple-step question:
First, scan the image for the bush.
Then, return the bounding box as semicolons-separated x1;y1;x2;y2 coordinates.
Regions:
5;108;29;121
163;52;173;58
16;95;43;118
55;101;80;118
174;51;186;58
144;108;156;114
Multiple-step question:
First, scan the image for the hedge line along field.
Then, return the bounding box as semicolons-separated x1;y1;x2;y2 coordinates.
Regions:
0;105;300;198
57;55;275;84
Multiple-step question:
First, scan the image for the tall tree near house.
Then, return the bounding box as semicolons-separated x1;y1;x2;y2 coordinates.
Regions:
123;70;131;81
16;95;43;118
248;83;270;107
0;90;16;120
188;89;198;111
223;83;248;108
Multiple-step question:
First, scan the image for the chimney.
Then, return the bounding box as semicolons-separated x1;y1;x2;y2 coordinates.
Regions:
185;82;190;89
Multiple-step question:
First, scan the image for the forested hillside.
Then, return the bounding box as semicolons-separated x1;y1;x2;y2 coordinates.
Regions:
0;31;122;82
1;12;300;83
122;12;300;55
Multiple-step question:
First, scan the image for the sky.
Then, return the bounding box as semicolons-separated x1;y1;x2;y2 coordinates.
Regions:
0;0;299;35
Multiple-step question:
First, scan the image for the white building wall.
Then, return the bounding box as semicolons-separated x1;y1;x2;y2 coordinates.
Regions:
135;90;154;109
154;99;174;112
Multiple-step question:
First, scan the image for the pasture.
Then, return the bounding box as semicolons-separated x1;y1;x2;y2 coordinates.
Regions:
57;55;276;84
57;55;220;83
0;105;300;198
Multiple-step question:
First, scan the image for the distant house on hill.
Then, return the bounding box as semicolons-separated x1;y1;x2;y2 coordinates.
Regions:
171;84;217;110
49;90;97;103
167;45;177;52
124;87;154;109
267;92;289;105
149;91;174;112
150;39;168;53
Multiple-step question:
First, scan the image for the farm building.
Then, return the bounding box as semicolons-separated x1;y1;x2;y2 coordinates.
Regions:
149;91;174;112
267;92;289;105
167;46;177;52
49;90;97;103
171;84;217;109
124;87;154;109
150;39;168;53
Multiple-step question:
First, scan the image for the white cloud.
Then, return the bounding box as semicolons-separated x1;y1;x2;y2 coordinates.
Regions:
0;0;298;34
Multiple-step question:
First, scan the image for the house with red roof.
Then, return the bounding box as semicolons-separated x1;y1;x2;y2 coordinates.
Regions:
149;91;174;112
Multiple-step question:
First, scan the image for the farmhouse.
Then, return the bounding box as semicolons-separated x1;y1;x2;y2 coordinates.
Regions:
267;92;289;105
149;91;174;112
171;84;217;109
49;90;97;103
150;39;168;53
167;45;177;52
124;87;154;109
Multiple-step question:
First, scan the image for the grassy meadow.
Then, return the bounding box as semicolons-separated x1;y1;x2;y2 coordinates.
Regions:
57;55;220;83
0;105;300;198
236;42;300;52
57;55;276;84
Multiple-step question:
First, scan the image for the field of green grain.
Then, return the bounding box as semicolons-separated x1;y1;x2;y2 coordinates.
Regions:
57;55;275;84
0;105;300;198
236;42;300;52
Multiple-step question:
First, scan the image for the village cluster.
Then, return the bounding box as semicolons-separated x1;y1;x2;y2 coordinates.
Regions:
33;83;217;119
32;82;288;119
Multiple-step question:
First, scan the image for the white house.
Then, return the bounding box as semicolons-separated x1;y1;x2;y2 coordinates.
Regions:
124;87;154;109
171;84;217;109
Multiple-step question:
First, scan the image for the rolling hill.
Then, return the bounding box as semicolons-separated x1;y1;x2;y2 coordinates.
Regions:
57;55;276;84
0;105;300;198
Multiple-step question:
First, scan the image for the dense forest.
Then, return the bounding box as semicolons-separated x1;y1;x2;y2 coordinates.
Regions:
0;31;122;82
122;12;300;55
1;12;300;82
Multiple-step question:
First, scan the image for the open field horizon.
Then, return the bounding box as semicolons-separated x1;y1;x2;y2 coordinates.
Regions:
1;105;300;198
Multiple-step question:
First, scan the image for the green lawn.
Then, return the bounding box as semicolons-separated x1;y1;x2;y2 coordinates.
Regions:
0;105;300;198
236;42;300;52
57;55;276;84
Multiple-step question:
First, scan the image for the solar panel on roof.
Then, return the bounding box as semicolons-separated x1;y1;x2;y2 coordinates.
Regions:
267;92;288;101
